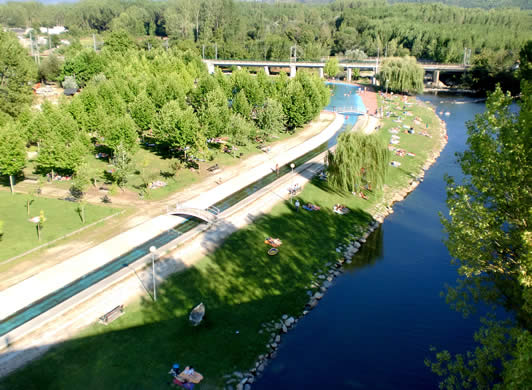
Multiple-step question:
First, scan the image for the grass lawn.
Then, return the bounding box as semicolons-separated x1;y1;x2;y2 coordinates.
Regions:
0;192;118;262
17;130;302;202
0;98;443;390
374;94;442;191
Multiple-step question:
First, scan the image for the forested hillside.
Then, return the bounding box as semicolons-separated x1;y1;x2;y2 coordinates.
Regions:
388;0;531;9
1;0;529;64
0;0;530;95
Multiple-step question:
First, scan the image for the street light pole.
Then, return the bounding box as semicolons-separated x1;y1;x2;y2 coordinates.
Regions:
149;246;157;301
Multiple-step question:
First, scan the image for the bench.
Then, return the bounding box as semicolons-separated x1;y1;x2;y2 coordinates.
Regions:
99;305;124;325
207;164;219;172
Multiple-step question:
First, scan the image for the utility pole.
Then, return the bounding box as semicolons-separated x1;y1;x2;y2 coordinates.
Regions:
48;31;51;50
149;246;157;302
93;34;97;52
35;38;40;65
202;44;205;59
214;43;218;60
376;46;380;82
29;30;34;59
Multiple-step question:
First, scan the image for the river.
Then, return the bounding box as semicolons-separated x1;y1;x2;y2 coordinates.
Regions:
253;91;487;389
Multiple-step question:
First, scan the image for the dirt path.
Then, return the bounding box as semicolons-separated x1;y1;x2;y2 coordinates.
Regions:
0;113;335;289
358;85;378;115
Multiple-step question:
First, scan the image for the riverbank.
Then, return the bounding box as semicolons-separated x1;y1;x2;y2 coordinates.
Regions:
0;87;447;390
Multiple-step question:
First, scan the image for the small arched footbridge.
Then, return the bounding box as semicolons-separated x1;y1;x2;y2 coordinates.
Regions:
167;205;220;224
330;106;366;115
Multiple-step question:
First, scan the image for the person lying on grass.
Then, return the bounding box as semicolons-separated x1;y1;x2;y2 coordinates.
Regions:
303;203;320;211
265;237;282;247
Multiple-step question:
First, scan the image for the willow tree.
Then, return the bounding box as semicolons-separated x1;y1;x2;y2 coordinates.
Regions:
327;132;390;193
378;56;424;94
324;57;340;79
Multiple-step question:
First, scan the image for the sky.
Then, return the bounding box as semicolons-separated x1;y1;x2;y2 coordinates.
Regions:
0;0;80;4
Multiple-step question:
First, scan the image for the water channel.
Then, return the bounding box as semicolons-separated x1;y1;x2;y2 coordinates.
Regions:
253;93;487;389
0;84;363;338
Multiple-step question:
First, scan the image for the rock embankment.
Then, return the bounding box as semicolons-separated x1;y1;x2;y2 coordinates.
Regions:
222;220;381;390
222;101;449;390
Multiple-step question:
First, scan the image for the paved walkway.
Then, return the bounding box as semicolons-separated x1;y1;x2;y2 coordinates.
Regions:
0;113;336;290
0;113;344;322
0;134;343;377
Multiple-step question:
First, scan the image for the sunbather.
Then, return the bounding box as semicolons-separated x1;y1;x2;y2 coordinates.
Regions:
265;237;282;247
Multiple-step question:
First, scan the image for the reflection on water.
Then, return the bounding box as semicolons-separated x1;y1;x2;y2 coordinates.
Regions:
254;94;487;390
343;226;384;274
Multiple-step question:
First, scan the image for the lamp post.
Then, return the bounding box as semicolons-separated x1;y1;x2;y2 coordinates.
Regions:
290;163;295;173
149;246;157;301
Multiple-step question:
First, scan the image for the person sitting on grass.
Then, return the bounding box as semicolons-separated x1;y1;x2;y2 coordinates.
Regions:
169;363;181;377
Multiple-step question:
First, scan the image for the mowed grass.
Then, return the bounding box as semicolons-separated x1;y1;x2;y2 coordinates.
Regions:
0;99;443;390
373;94;442;192
0;181;376;390
0;192;118;261
20;131;297;201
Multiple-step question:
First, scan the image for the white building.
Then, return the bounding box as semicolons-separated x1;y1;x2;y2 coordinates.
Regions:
39;26;68;35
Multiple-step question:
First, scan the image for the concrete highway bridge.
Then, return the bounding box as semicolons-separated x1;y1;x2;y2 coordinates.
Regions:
203;59;469;84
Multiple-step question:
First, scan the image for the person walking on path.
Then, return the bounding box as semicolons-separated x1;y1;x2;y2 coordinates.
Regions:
295;199;300;212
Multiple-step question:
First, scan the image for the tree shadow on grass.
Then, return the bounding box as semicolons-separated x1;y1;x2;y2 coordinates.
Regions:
311;176;349;196
0;207;382;390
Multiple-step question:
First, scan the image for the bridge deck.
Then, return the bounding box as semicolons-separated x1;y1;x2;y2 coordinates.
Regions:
167;206;218;224
203;59;468;72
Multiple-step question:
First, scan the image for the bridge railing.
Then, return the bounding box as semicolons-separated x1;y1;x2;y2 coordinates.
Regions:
166;204;219;224
329;107;366;115
207;205;220;216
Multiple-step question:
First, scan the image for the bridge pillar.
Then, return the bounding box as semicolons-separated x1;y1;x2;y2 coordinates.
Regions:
289;64;296;78
346;67;352;81
319;67;324;78
264;66;270;75
206;62;215;75
433;70;440;86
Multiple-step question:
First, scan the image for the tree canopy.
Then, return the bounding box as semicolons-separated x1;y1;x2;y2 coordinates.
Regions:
0;123;26;193
378;56;424;94
327;132;390;194
0;30;36;122
427;83;532;389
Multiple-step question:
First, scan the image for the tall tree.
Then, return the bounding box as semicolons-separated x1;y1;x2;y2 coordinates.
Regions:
427;84;532;389
111;142;133;190
104;115;139;155
256;98;286;137
378;56;424;94
129;91;156;131
324;57;340;79
152;101;202;154
0;124;27;193
0;31;36;120
62;49;105;87
327;132;390;194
